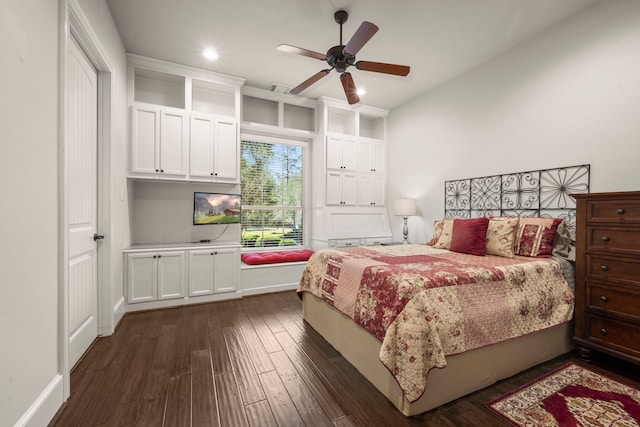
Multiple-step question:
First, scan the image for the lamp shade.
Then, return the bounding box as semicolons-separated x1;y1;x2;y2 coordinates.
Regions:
394;198;417;216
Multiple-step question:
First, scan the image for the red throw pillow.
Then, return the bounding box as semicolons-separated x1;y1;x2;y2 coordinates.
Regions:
449;218;490;256
515;218;563;257
241;249;314;265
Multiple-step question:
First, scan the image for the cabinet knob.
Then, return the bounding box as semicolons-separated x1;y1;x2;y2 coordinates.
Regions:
601;328;607;335
210;173;214;176
617;208;625;214
600;295;608;302
155;169;159;172
214;173;218;176
158;255;161;258
600;265;609;271
601;236;610;242
160;169;164;173
210;252;214;255
153;255;157;259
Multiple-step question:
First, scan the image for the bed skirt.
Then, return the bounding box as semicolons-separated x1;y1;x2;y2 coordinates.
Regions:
302;292;573;416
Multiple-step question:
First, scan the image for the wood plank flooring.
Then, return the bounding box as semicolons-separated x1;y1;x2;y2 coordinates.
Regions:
50;291;640;426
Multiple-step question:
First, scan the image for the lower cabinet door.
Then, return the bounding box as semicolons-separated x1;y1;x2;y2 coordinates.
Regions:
157;251;186;300
213;248;239;293
126;253;157;303
188;249;215;297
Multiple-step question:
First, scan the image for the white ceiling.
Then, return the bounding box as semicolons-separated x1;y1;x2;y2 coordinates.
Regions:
106;0;601;111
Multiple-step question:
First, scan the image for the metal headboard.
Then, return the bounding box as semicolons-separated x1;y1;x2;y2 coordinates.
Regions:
444;164;590;238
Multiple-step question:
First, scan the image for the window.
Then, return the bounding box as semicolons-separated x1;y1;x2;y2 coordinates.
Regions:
240;135;307;248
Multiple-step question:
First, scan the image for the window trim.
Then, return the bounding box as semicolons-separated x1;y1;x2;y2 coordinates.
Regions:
240;132;311;250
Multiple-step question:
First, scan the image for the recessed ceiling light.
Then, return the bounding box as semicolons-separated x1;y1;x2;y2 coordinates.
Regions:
202;49;219;61
357;88;366;96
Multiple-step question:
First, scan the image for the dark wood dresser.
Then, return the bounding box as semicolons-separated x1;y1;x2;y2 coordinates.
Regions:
572;191;640;363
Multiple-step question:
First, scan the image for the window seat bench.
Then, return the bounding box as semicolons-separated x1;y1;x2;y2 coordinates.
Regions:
239;249;313;296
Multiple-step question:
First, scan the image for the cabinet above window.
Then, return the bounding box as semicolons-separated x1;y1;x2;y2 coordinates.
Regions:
241;86;316;136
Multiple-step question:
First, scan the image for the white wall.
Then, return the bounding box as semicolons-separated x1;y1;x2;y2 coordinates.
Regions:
0;1;62;425
0;0;128;425
387;0;640;244
131;181;241;245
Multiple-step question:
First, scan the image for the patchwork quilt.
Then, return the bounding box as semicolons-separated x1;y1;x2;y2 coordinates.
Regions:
298;244;574;403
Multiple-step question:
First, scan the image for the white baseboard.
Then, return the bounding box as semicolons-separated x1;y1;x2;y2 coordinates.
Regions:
241;282;299;296
14;374;64;427
112;296;126;333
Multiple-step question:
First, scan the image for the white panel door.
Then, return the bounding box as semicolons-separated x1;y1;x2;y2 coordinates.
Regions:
189;113;214;179
159;109;188;178
372;142;385;174
157;251;186;300
67;36;99;367
213;248;239;293
214;119;238;180
188;250;214;296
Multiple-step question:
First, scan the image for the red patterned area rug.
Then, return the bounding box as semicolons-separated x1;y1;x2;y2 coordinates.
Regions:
486;362;640;426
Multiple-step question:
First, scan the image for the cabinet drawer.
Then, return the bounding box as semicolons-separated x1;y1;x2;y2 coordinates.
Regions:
587;200;640;223
588;315;640;356
587;226;640;256
586;254;640;286
589;283;640;318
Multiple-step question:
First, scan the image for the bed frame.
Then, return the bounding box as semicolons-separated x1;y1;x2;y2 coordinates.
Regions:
299;165;588;416
303;292;572;416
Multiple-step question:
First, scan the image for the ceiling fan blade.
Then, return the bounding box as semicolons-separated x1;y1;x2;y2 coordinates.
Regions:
343;21;378;56
340;72;360;105
289;69;331;95
276;44;326;60
355;61;410;76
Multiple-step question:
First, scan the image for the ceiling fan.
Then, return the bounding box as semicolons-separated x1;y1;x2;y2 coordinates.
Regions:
277;10;411;105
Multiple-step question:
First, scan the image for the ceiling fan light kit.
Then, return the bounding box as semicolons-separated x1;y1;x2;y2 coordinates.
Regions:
277;10;411;105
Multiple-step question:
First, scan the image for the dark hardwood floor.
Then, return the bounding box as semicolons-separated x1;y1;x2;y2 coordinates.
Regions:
50;291;640;426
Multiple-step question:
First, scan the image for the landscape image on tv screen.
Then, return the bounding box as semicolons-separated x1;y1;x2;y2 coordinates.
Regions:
193;192;241;225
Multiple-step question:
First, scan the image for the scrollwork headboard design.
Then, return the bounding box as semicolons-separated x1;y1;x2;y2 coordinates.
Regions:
444;164;590;238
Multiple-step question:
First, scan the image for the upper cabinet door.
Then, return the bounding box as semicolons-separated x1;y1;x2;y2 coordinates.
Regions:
130;105;160;175
213;118;238;181
371;141;385;174
341;138;357;171
159;109;188;178
326;135;357;171
326;135;343;170
189;113;215;179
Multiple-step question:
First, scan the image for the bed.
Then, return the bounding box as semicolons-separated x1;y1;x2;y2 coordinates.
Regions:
297;165;589;416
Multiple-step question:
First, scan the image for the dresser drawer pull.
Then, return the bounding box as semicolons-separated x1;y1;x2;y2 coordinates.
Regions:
600;295;608;302
617;208;625;214
601;328;607;335
600;265;609;271
601;236;610;242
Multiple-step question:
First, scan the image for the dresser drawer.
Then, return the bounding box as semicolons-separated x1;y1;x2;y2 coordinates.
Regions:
588;315;640;356
586;254;640;286
587;200;640;223
587;226;640;256
589;283;640;318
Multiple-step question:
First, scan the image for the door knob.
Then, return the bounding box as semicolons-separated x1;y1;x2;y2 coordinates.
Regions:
93;233;105;241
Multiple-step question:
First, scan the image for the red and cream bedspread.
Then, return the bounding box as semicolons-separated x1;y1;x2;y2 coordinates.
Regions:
298;244;574;403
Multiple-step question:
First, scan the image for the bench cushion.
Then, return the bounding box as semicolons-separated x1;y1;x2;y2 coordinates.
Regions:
241;249;314;265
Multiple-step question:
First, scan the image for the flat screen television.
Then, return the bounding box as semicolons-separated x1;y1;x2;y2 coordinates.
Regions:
193;192;241;225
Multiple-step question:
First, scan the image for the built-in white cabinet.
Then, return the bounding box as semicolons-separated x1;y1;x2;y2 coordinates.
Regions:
358;174;385;206
127;54;245;183
326;171;358;206
358;139;385;174
241;86;316;136
310;97;391;249
326;135;357;171
130;104;188;179
125;243;241;311
188;247;240;296
189;113;238;183
126;250;186;303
